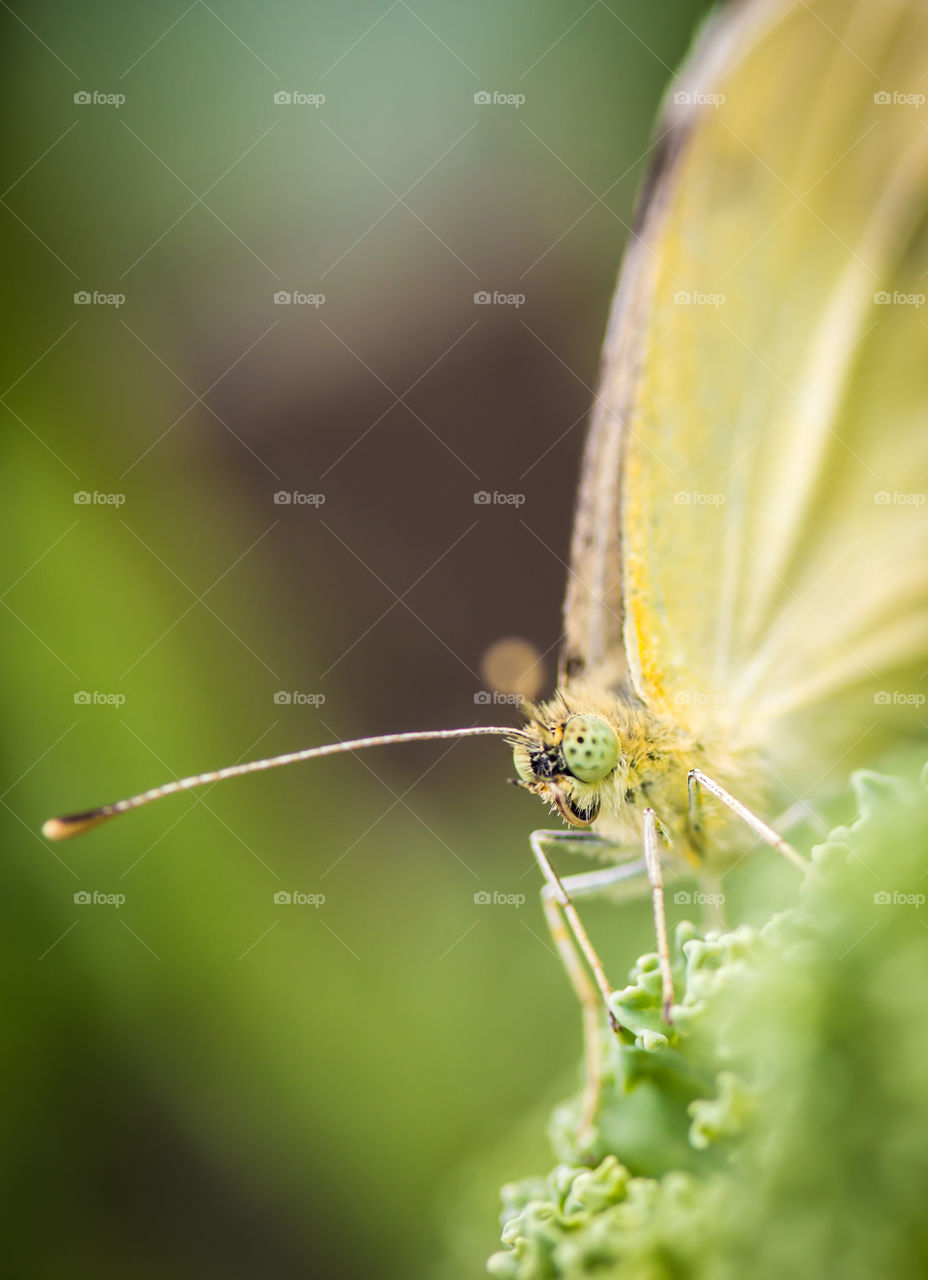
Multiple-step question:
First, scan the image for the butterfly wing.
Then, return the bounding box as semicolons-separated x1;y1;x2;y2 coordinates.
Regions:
565;0;928;779
561;0;761;694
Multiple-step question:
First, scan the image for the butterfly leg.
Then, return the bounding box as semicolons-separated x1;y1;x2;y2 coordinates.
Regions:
642;808;675;1021
530;830;647;1135
538;880;604;1138
687;767;706;856
687;769;808;872
530;830;623;1014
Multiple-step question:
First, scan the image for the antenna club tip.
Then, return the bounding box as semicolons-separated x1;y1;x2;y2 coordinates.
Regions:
41;817;71;840
41;811;112;841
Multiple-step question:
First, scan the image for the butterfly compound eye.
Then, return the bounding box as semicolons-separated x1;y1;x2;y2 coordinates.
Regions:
561;715;619;783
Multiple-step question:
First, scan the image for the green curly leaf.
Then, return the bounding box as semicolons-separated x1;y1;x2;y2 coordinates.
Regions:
489;768;928;1279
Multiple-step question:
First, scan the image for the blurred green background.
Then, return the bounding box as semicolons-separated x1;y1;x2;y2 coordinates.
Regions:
1;3;722;1276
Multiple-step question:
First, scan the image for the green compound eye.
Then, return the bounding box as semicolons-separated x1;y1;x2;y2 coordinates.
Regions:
561;715;619;783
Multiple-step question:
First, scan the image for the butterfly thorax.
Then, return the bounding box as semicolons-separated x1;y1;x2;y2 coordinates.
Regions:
512;683;761;869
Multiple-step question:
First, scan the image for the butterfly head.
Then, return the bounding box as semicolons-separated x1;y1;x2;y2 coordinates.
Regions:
510;700;621;828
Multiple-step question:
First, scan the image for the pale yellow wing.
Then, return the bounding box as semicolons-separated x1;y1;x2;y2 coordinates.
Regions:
569;0;928;779
560;0;767;693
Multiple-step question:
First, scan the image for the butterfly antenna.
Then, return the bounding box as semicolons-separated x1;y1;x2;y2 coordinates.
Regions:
42;725;524;841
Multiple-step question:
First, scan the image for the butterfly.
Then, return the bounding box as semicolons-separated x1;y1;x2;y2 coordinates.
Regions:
43;0;928;1140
